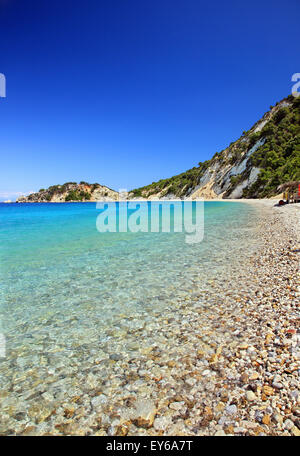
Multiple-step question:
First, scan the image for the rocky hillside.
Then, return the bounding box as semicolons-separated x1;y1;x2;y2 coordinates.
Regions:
129;95;300;199
17;182;118;202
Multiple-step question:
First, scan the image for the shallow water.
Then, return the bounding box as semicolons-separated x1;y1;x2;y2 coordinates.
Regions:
0;201;260;431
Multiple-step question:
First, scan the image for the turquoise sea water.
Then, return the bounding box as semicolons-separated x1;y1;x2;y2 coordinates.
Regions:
0;201;260;428
0;200;259;342
0;201;257;325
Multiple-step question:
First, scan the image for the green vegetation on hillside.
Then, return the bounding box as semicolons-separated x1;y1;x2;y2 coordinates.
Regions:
131;161;211;198
27;181;101;201
243;97;300;197
130;96;300;199
65;190;91;201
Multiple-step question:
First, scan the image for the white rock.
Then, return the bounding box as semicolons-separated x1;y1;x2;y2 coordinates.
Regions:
130;399;157;428
225;404;237;415
153;416;172;431
246;391;257;401
284;419;294;431
202;369;211;376
215;430;226;436
169;401;185;411
91;394;107;409
185;377;197;386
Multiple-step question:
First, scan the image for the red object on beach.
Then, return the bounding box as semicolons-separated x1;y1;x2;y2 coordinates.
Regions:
298;184;300;196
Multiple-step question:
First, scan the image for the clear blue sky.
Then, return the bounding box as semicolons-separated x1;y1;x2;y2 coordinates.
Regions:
0;0;299;200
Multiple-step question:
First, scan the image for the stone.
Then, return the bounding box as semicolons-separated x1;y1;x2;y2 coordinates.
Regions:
246;391;257;401
115;424;129;436
202;370;211;376
273;414;283;424
215;430;226;436
41;392;54;402
28;405;53;424
91;394;107;409
263;385;274;396
225;424;234;434
283;419;294;431
265;333;273;344
131;399;157;428
218;416;227;426
169;401;185;411
185;377;197;386
22;426;37;436
225;404;237;415
262;414;271;425
202;406;214;421
240;373;249;384
209;345;223;363
64;407;75;418
234;427;246;434
109;354;121;361
239;343;249;350
242;420;258;430
291;426;300;437
215;402;225;413
153;416;172;431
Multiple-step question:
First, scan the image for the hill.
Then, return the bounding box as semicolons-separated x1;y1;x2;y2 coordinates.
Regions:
17;182;118;202
129;95;300;199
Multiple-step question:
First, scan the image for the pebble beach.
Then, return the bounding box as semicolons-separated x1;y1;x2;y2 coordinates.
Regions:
94;201;300;437
0;200;299;436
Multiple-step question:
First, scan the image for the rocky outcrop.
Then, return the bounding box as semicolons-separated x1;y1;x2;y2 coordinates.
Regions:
129;95;300;199
16;182;119;203
188;138;265;199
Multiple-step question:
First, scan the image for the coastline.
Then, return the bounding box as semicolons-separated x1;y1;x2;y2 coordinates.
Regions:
0;201;299;436
124;202;300;436
103;202;299;436
1;197;285;204
116;201;299;437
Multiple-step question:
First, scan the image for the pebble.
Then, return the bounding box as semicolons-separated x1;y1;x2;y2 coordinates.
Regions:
202;370;211;376
91;394;107;409
283;419;294;431
130;399;157;428
225;405;237;415
169;401;185;411
246;391;257;402
215;430;226;436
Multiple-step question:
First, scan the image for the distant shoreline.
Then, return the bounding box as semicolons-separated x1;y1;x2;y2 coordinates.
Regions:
1;198;285;204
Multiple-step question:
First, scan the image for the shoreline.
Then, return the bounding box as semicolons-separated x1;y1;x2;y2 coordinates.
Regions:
0;201;299;436
126;202;299;437
102;202;300;436
1;197;288;204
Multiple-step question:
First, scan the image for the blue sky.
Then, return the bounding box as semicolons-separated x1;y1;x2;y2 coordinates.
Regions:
0;0;299;200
